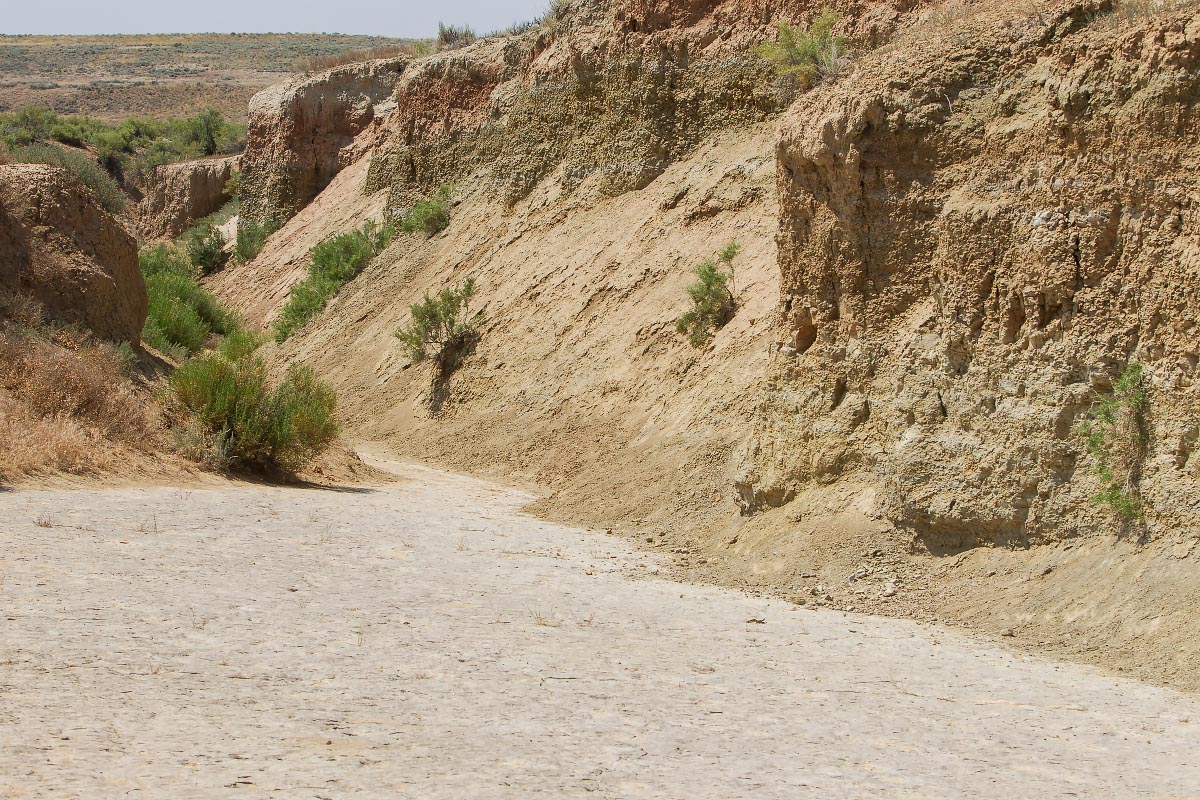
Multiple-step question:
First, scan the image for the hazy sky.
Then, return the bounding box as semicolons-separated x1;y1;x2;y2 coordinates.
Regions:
4;0;552;37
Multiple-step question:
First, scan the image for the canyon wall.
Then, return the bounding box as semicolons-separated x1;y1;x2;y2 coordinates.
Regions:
135;154;239;241
0;164;145;342
740;1;1200;548
239;57;409;226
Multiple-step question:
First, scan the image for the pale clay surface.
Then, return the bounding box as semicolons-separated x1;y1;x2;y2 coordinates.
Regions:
2;455;1199;799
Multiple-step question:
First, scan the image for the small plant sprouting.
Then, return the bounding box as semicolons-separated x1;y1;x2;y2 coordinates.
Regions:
753;10;848;90
395;277;481;373
676;241;741;348
1077;362;1148;521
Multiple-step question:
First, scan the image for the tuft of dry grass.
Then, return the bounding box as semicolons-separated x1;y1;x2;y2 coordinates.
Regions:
0;299;163;482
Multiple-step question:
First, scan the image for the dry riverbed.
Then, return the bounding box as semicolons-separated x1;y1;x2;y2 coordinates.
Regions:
2;455;1198;799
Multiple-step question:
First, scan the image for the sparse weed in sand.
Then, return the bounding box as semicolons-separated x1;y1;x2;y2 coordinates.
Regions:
34;513;56;528
1077;363;1148;522
529;608;561;627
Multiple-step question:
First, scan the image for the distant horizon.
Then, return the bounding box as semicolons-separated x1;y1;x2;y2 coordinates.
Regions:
2;0;550;37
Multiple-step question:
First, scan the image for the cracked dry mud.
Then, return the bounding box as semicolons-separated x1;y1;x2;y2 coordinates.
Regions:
2;455;1198;799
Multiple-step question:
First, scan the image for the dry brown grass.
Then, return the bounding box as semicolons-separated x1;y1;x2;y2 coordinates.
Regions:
297;44;422;75
0;299;163;482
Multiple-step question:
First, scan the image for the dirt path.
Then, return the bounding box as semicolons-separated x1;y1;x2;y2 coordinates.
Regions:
2;454;1199;799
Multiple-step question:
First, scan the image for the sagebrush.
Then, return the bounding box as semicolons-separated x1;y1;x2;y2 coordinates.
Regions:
170;352;339;474
139;244;238;359
235;217;282;264
401;184;454;238
676;242;741;347
9;142;127;214
274;220;394;342
754;11;847;89
395;277;481;372
185;224;228;276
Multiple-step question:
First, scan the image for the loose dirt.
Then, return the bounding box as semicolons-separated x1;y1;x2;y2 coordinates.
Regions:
2;450;1198;798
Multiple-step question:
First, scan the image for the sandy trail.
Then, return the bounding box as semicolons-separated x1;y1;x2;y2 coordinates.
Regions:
2;454;1198;799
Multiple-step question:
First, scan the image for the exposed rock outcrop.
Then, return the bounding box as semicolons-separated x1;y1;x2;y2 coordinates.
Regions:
239;58;408;226
135;155;239;241
740;2;1200;547
366;0;922;209
0;164;146;342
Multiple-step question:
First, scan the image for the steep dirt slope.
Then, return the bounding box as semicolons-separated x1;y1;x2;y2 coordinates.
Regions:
214;121;780;539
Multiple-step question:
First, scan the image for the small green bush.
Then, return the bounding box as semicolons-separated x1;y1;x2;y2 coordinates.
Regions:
10;143;127;214
754;11;847;89
395;277;480;371
676;242;741;348
235;217;282;263
170;353;339;473
401;184;454;238
185;224;228;275
215;328;265;362
140;245;237;358
1077;362;1148;520
274;220;394;342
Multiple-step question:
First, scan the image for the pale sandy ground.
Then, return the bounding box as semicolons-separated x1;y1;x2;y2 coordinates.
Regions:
2;453;1199;799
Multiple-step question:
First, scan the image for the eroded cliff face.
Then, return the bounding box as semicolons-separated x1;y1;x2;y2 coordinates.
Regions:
222;0;927;231
740;2;1200;549
135;155;239;241
365;0;921;210
239;57;409;226
0;164;145;342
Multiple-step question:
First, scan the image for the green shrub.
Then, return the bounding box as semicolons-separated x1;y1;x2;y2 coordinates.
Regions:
224;168;241;198
1077;362;1148;520
754;11;847;89
235;217;282;263
676;242;740;347
0;106;247;185
10;143;127;214
0;107;57;147
401;184;454;238
274;220;394;342
140;245;237;358
185;224;229;275
395;277;480;371
216;329;265;362
170;353;339;473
